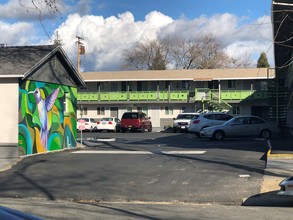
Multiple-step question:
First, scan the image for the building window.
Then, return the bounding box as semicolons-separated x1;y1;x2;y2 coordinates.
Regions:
165;81;170;90
228;80;236;89
181;107;186;113
137;106;148;114
96;82;100;90
255;80;267;91
165;106;173;115
232;106;240;115
182;81;189;89
80;106;87;116
142;106;148;114
97;107;105;115
79;82;87;91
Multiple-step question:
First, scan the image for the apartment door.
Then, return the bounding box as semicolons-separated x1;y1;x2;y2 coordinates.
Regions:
110;107;118;118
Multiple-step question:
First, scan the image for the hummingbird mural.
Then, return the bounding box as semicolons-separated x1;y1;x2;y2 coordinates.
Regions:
29;87;60;150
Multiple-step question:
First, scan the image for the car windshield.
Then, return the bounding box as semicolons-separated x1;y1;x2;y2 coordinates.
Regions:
101;118;113;121
78;118;89;122
176;114;197;119
122;113;138;119
223;118;236;125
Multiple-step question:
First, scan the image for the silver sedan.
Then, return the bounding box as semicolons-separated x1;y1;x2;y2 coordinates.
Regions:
200;115;279;141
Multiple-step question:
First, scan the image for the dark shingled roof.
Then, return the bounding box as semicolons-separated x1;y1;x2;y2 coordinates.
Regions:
0;45;57;76
0;45;86;88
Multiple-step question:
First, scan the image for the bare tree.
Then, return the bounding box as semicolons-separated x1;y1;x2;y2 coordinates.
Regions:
19;0;61;39
169;35;248;69
228;53;252;68
19;0;59;14
122;34;252;70
169;37;201;69
122;38;169;70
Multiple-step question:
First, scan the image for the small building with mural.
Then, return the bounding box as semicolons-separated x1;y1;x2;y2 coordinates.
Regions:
0;45;86;159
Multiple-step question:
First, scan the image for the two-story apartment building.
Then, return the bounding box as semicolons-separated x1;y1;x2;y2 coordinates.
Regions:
77;68;275;129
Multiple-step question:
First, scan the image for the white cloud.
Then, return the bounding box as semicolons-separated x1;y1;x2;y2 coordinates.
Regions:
1;7;272;71
54;11;173;71
0;21;35;45
57;12;271;70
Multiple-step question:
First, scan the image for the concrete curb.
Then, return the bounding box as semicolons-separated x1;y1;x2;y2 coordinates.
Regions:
0;143;87;172
266;138;293;160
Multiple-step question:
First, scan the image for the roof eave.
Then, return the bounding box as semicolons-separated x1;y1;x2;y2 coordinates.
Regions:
22;46;87;88
0;75;23;78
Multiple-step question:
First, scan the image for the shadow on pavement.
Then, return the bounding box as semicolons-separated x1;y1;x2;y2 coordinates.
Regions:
242;191;293;207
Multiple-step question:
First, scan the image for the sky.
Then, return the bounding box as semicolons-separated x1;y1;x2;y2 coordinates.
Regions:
0;0;273;72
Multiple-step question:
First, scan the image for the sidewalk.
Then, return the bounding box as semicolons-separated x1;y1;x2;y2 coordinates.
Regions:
260;137;293;193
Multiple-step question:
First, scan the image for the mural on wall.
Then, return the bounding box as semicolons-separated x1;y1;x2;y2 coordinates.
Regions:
18;80;77;155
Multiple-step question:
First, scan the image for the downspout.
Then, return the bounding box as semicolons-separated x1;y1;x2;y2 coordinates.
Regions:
218;80;221;104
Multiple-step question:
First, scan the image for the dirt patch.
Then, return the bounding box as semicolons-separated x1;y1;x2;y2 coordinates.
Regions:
261;175;283;193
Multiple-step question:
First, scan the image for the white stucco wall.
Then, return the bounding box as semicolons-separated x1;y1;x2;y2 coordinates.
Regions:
0;79;18;145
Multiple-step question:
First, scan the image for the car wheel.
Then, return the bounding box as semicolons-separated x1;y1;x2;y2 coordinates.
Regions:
195;133;201;138
260;129;271;139
140;125;145;133
213;130;225;141
148;126;152;132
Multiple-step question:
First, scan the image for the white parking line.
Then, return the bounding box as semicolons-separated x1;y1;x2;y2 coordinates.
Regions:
73;150;206;155
161;151;206;155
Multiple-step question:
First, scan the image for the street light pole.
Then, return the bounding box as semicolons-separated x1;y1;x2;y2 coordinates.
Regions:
80;105;83;147
76;36;85;73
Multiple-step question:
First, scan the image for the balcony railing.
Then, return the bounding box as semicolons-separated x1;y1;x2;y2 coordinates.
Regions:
194;89;268;101
77;90;188;102
77;89;268;102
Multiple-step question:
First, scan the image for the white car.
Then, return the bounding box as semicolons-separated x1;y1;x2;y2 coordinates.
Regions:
278;177;293;196
96;117;121;132
173;113;200;133
77;118;97;132
200;115;279;141
188;112;233;137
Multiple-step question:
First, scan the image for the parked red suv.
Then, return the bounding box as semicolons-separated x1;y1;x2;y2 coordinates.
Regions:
121;112;152;132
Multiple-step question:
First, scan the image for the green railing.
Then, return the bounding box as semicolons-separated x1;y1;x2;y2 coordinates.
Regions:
194;89;268;101
77;90;188;102
77;89;268;102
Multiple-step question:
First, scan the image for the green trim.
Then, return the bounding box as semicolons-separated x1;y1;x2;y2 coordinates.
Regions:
77;89;269;102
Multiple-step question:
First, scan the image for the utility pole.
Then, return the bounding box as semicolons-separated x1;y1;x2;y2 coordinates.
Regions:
76;36;85;73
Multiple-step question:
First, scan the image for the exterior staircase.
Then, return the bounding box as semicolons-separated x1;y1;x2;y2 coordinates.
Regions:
268;84;288;128
206;91;233;113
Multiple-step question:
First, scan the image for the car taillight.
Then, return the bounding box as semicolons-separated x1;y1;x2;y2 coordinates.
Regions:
97;122;100;124
193;120;200;124
108;122;113;124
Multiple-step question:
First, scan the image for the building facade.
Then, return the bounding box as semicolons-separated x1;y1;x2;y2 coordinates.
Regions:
77;68;275;129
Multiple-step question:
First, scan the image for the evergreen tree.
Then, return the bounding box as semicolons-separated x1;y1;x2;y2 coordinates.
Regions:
257;52;270;68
